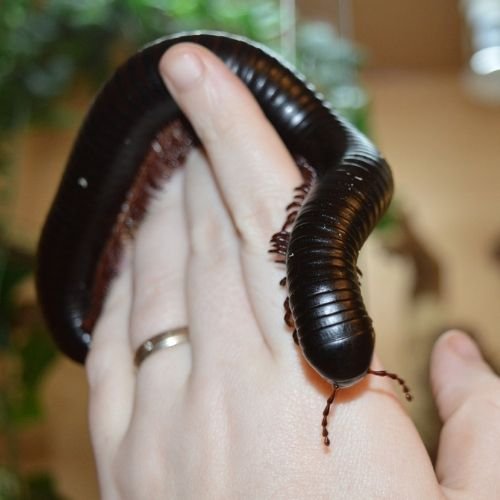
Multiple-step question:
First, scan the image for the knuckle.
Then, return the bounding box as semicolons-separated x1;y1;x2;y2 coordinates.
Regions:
113;439;168;499
237;204;280;249
85;345;113;392
450;389;500;433
189;216;235;261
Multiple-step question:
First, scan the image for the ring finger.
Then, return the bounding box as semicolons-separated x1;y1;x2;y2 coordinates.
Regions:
130;165;191;391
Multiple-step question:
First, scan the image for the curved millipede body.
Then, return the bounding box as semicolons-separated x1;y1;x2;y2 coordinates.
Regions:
36;31;410;444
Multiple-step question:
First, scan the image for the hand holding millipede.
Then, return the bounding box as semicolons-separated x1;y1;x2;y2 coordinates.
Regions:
36;32;411;445
36;35;500;498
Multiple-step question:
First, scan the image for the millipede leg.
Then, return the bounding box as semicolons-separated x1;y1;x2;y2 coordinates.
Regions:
280;158;317;232
284;296;299;345
284;296;294;327
322;385;339;446
368;369;413;401
270;156;317;345
269;230;290;262
269;157;316;261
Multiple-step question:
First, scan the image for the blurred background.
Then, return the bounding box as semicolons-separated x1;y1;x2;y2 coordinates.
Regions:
1;1;499;498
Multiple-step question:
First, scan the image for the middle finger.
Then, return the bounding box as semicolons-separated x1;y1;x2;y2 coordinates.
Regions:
159;43;301;357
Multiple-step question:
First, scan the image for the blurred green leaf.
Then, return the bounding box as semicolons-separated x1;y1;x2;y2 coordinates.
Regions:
25;472;68;500
0;0;286;137
376;202;401;232
164;0;201;17
0;467;23;500
0;248;33;346
8;325;58;425
0;242;58;425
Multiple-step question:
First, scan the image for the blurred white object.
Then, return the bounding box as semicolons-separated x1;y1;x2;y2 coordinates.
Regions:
461;0;500;104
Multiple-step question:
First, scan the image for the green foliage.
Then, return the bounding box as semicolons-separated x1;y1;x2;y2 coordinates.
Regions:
0;0;283;136
376;201;402;232
0;468;67;500
0;0;367;140
7;326;58;425
25;473;68;500
0;245;62;498
0;247;33;340
0;467;22;500
0;244;58;425
296;21;368;129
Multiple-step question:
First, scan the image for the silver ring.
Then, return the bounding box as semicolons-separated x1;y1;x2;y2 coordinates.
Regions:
134;328;189;367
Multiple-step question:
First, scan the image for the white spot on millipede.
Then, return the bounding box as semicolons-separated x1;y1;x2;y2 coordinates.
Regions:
78;177;88;188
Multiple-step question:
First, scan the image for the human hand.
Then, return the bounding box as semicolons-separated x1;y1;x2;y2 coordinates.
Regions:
85;43;500;499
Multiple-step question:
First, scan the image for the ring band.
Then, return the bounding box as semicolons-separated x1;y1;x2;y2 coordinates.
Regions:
134;328;189;367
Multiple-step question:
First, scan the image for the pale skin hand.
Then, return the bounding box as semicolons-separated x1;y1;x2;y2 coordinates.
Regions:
85;44;500;499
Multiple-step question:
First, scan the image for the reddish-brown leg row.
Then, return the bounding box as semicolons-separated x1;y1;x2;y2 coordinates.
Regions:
82;121;194;334
283;296;299;345
269;157;317;342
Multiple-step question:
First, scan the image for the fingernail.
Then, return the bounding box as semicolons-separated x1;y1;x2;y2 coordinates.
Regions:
444;330;482;361
160;49;204;92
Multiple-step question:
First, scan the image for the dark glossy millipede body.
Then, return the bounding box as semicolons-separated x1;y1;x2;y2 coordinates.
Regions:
36;32;398;424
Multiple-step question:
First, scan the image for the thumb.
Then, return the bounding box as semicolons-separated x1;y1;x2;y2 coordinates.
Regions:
431;330;500;499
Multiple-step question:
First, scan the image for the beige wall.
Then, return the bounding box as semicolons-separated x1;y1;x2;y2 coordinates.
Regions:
299;0;463;69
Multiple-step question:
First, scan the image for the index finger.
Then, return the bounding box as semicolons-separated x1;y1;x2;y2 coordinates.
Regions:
159;43;302;250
